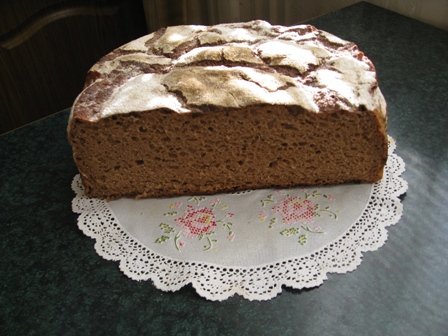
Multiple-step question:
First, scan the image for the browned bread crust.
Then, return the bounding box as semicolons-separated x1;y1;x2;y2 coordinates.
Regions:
68;20;388;199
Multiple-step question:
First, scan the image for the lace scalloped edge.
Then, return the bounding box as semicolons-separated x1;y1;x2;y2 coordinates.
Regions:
72;136;407;301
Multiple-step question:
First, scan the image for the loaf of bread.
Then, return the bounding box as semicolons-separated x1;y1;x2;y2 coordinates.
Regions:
68;20;388;199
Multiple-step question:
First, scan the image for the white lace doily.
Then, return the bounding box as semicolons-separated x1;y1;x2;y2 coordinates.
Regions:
72;137;407;301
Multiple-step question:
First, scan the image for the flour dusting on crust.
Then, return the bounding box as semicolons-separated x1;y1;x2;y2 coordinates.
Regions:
72;20;386;121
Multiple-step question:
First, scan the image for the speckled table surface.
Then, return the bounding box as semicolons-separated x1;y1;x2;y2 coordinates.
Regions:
1;2;447;335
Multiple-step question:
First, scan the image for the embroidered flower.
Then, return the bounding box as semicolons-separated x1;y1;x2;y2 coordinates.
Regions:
258;211;268;222
175;205;217;237
209;199;220;208
156;197;235;251
169;201;183;209
273;196;316;224
261;190;337;245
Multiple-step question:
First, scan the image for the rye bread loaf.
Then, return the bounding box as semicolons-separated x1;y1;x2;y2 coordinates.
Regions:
68;20;388;199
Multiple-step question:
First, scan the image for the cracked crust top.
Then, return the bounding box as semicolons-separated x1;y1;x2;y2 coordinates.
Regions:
71;20;386;122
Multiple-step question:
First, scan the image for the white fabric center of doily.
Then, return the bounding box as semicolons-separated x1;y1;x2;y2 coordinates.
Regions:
109;183;371;267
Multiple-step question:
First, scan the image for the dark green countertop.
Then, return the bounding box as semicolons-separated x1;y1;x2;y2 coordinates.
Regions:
1;2;447;335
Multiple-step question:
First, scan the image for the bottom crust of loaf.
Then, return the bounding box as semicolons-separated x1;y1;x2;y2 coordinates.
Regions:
68;105;388;199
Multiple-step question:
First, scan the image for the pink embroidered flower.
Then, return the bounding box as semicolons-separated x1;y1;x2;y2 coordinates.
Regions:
209;199;220;207
273;196;316;224
258;211;268;222
169;201;183;209
175;206;217;236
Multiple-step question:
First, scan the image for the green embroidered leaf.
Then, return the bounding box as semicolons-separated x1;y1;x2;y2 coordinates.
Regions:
188;196;205;204
155;235;170;244
261;195;274;207
203;236;213;251
319;208;338;219
301;225;324;234
268;217;277;229
280;227;300;237
159;223;174;234
174;232;182;251
163;211;178;216
298;234;307;245
223;223;232;231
